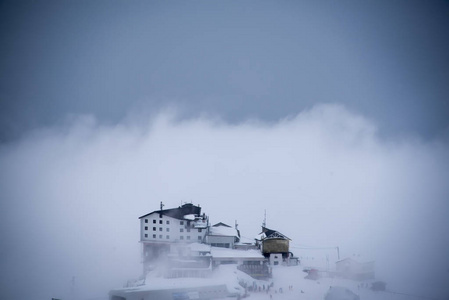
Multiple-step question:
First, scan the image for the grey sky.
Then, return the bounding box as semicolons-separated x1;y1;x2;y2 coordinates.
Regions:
1;1;449;300
1;0;448;142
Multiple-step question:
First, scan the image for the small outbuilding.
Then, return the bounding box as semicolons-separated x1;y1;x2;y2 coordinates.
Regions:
205;222;240;249
335;257;375;280
256;226;291;261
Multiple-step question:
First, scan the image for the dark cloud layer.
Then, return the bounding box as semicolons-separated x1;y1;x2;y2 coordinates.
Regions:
1;0;449;142
0;105;448;299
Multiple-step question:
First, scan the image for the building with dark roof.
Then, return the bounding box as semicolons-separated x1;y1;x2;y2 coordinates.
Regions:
139;203;209;273
257;226;291;262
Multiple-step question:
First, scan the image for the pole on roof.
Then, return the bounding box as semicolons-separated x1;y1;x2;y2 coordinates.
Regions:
262;209;267;228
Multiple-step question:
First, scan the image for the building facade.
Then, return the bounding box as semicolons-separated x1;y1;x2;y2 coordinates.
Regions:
205;222;240;249
335;257;375;280
139;203;209;272
257;226;291;261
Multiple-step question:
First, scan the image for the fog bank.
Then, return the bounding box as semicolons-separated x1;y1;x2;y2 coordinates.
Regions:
0;104;448;299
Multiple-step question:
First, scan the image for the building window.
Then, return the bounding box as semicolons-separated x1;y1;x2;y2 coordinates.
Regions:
159;235;162;239
180;221;184;225
211;243;230;248
166;235;169;239
187;236;191;240
187;228;190;232
159;227;162;231
144;234;148;238
145;219;148;223
159;220;163;224
180;236;184;240
198;236;202;240
153;227;156;231
153;220;156;224
166;220;170;225
180;228;184;232
166;228;170;232
153;234;156;238
198;229;202;232
144;226;148;230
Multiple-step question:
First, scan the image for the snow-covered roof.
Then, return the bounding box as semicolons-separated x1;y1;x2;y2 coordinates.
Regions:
212;222;232;228
210;247;264;259
183;214;196;220
259;226;290;240
236;235;255;245
209;224;239;237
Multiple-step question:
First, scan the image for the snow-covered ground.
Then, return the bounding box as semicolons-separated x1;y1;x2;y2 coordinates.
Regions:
234;265;416;300
111;263;444;300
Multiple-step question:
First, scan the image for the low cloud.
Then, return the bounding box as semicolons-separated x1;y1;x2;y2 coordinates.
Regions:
1;104;448;299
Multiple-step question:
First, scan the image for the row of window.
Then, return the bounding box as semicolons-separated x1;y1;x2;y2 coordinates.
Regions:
144;226;202;233
210;243;231;248
144;227;170;232
143;234;202;241
143;219;192;226
181;228;202;233
145;219;170;225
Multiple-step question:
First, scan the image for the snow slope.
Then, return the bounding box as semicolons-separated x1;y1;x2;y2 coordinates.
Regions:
220;265;432;300
112;263;442;300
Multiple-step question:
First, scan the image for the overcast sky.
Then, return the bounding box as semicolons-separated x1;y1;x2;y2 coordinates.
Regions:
1;1;449;300
1;0;449;142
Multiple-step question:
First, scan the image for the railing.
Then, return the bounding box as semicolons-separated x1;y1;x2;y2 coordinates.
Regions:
237;264;272;279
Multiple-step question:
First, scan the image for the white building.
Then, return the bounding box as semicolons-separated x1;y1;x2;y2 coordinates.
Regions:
139;203;209;272
210;247;271;279
138;203;265;279
335;257;375;280
205;222;240;249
